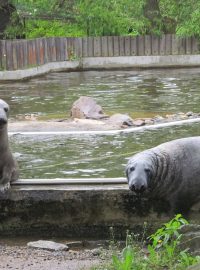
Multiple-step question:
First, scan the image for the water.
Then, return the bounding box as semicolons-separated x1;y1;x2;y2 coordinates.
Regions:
2;68;200;179
1;68;200;119
11;123;200;179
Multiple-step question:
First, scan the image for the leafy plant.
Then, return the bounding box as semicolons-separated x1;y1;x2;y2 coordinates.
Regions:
112;246;134;270
94;215;200;270
148;214;188;249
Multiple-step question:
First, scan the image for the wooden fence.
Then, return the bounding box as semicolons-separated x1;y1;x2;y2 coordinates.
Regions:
0;35;199;71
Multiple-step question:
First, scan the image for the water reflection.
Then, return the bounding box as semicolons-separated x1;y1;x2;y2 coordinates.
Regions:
11;123;200;179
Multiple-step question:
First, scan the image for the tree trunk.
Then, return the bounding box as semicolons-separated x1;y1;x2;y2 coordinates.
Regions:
0;0;16;38
144;0;163;34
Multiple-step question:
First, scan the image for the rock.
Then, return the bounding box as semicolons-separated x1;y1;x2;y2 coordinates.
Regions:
179;224;200;255
153;115;165;123
132;119;145;127
70;96;107;120
186;112;194;117
27;240;69;251
66;241;83;249
91;248;102;256
108;113;134;127
144;119;154;125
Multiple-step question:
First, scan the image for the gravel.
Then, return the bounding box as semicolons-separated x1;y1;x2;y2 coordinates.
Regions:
0;243;103;270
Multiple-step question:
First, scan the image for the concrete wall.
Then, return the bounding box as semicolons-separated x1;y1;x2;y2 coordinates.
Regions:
0;182;199;238
1;55;200;81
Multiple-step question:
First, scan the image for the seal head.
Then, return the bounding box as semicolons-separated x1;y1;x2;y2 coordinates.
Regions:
0;99;9;129
126;152;154;195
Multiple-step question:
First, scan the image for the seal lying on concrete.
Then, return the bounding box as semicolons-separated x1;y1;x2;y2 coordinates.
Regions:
0;99;18;192
126;137;200;214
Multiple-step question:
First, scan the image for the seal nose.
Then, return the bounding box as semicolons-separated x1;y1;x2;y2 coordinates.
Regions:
0;118;7;126
130;183;146;194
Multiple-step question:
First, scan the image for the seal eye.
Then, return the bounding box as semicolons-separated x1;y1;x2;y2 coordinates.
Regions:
130;166;135;172
145;168;151;177
4;107;8;113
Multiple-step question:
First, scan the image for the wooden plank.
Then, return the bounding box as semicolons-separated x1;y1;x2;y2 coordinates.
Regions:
59;37;65;61
124;36;131;56
43;38;48;63
55;37;60;61
46;38;50;62
88;37;94;57
5;40;13;70
32;39;37;66
35;38;40;66
113;36;119;56
159;35;165;55
15;41;20;69
138;36;145;56
172;34;179;55
51;37;57;62
18;41;24;69
119;36;125;56
35;39;40;65
165;34;172;55
23;40;28;68
47;38;52;62
101;36;108;57
82;37;88;57
93;37;101;57
130;36;137;55
12;41;18;70
144;35;151;55
28;40;32;67
74;37;82;59
108;36;114;56
192;37;199;54
186;37;192;54
152;35;159;55
0;41;2;69
178;37;186;55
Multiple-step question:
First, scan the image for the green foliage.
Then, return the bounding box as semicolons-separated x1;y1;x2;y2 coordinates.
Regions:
25;20;85;38
77;0;146;36
148;213;188;249
112;246;134;270
6;0;200;38
94;215;200;270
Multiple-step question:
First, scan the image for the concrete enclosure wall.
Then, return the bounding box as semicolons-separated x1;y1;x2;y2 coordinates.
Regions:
0;35;199;71
0;182;200;238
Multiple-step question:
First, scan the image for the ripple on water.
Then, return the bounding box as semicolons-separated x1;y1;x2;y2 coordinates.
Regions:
9;122;200;179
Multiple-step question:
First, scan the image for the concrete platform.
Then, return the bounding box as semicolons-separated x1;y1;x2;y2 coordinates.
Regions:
0;178;199;238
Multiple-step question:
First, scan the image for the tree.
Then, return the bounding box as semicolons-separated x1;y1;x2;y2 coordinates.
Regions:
0;0;16;38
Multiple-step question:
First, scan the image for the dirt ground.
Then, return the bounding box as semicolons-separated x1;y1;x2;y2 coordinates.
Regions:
0;244;104;270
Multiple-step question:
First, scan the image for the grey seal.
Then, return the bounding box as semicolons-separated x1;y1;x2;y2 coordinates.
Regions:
0;99;18;192
126;137;200;214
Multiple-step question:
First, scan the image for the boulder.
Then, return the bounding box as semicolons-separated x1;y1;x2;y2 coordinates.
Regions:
27;240;69;251
70;96;107;120
108;113;134;127
132;119;145;126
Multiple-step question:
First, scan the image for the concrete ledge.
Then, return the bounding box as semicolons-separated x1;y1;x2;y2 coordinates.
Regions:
83;55;200;69
0;179;199;238
1;55;200;81
0;61;80;81
0;183;163;238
